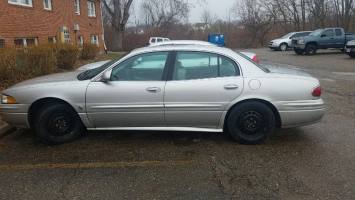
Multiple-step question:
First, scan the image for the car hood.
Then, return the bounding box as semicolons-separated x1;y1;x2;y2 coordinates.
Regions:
77;60;111;71
9;71;83;89
262;64;312;77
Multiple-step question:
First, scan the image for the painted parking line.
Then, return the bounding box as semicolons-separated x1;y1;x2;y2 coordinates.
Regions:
0;160;193;172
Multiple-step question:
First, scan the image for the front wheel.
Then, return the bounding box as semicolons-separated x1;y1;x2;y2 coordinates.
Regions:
294;49;304;55
279;43;288;51
34;104;85;145
305;44;317;55
226;102;276;144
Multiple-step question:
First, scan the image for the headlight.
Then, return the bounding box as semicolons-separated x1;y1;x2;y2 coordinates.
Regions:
298;39;305;45
1;94;17;104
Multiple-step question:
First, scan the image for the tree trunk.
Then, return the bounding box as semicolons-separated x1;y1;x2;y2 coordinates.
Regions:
111;28;124;51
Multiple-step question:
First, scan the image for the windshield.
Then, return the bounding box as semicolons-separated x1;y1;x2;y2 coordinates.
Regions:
77;57;122;80
281;33;293;39
310;29;324;36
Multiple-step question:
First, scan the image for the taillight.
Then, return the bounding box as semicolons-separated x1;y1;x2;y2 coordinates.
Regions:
312;86;322;97
252;55;260;64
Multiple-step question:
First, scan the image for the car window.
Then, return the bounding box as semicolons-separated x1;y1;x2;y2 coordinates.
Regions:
335;29;342;36
322;29;334;37
291;33;301;38
151;38;156;43
157;38;163;42
301;32;311;36
111;52;168;81
173;52;239;81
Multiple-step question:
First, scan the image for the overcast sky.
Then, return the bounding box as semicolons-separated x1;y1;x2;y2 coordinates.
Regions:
129;0;238;25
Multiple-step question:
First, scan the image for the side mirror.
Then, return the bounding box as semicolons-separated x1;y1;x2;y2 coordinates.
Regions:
100;69;112;83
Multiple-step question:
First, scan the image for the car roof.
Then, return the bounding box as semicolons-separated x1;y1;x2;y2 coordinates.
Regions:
131;43;237;58
149;40;216;47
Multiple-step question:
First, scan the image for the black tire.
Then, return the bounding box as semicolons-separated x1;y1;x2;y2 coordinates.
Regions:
350;53;355;58
305;44;317;55
279;43;288;51
34;103;85;145
226;102;275;144
294;49;304;55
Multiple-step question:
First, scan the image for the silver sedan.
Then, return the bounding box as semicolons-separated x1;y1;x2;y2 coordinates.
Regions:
0;44;325;144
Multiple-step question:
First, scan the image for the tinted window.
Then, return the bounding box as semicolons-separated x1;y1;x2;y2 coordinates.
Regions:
335;29;342;36
157;38;163;42
301;32;311;37
111;52;168;81
322;29;334;37
173;52;239;80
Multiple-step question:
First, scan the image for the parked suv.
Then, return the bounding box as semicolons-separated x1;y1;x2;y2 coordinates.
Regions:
292;28;355;55
345;40;355;58
269;31;311;51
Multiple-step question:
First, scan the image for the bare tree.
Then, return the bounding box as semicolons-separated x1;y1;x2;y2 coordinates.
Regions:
103;0;134;51
141;0;190;30
200;9;213;25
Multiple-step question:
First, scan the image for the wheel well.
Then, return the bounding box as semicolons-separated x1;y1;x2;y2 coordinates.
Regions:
28;98;77;129
306;42;317;48
280;42;288;47
224;99;282;130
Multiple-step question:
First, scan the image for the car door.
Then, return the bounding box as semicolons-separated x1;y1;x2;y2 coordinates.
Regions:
319;29;335;48
86;52;170;128
164;51;244;128
334;28;345;48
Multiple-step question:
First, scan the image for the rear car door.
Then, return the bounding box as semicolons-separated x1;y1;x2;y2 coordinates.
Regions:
333;28;345;48
164;51;244;128
319;29;335;48
86;52;170;128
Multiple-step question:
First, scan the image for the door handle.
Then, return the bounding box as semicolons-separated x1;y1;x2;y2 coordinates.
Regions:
146;87;161;93
224;84;239;90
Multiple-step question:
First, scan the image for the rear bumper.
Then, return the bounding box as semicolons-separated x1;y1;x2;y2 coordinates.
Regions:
274;99;325;128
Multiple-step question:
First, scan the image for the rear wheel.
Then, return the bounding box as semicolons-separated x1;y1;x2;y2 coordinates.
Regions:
305;44;317;55
226;102;275;144
34;104;85;145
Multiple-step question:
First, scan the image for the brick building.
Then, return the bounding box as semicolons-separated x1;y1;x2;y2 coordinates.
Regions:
0;0;104;50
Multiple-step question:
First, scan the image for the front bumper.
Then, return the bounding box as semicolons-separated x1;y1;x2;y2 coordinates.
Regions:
293;44;306;50
345;45;355;53
274;99;325;128
0;104;30;128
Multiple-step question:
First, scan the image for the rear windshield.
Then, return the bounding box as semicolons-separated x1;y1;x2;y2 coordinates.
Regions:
237;52;270;73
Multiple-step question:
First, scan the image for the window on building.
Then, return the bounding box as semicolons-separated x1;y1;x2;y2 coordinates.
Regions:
14;38;38;48
63;28;70;43
8;0;33;7
78;35;84;47
87;1;96;17
48;36;57;44
74;0;80;15
90;35;99;46
0;39;5;48
43;0;52;10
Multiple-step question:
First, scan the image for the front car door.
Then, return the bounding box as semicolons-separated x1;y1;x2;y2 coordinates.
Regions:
164;51;244;129
86;52;170;128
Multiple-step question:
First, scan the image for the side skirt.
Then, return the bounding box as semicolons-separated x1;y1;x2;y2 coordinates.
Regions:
87;127;223;133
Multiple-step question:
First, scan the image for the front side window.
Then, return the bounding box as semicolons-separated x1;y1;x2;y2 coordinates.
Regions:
322;29;335;37
87;1;96;17
173;52;239;81
111;52;168;81
74;0;80;15
8;0;32;7
43;0;52;10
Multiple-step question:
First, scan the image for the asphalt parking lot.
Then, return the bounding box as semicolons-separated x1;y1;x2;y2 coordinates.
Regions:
1;48;355;200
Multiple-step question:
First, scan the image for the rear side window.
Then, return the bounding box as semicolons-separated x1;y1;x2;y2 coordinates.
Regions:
335;29;342;36
173;52;239;81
